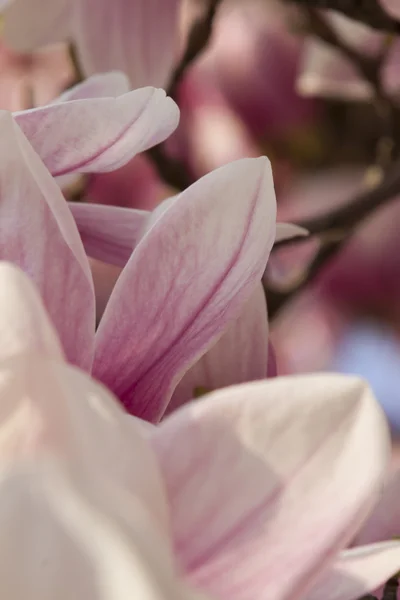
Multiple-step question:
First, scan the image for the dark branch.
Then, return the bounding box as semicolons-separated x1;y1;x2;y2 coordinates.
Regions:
147;146;192;191
167;0;224;99
267;156;400;318
148;0;224;191
285;0;400;33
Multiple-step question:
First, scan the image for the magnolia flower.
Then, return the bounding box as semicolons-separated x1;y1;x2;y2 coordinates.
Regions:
1;0;181;89
0;81;281;420
0;261;399;599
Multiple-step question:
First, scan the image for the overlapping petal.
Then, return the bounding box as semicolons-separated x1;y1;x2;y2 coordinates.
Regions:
168;286;269;412
0;110;94;369
305;543;400;600
355;468;400;544
150;375;390;600
56;71;130;102
70;202;149;267
93;157;276;421
0;262;63;361
14;87;179;176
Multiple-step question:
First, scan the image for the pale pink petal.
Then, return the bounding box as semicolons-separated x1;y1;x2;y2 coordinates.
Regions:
73;0;181;89
380;0;400;20
94;157;276;421
0;359;193;599
0;354;169;532
89;259;122;321
168;285;269;413
2;0;71;52
14;87;180;176
151;375;390;600
355;468;400;544
305;542;400;600
70;202;149;267
0;110;94;369
275;222;308;243
0;262;63;361
56;72;131;102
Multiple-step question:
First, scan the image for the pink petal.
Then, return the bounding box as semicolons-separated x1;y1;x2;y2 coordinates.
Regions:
275;222;308;243
380;0;400;20
2;0;71;52
150;375;390;600
167;285;269;413
0;359;190;598
93;157;276;421
70;202;149;267
0;262;63;361
0;110;94;369
354;468;400;544
56;71;130;102
89;259;122;321
14;87;180;176
73;0;181;89
0;352;169;532
305;542;400;600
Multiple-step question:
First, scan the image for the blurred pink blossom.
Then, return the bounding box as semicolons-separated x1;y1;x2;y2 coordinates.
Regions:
298;12;400;100
0;260;398;598
2;0;182;89
200;0;316;139
0;41;73;110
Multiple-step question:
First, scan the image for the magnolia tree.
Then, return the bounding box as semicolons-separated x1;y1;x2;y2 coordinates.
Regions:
1;0;400;598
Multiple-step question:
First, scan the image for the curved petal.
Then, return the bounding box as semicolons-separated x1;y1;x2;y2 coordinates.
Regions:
150;375;390;600
168;285;269;413
2;0;71;52
304;542;400;600
56;72;131;102
14;87;180;176
0;354;168;532
73;0;181;89
275;222;308;243
380;0;400;20
93;157;276;421
0;110;94;369
354;468;400;545
0;358;193;599
70;202;149;267
0;262;63;362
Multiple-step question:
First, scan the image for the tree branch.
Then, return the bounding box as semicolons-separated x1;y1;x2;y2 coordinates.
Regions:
267;157;400;317
147;0;224;191
285;0;400;33
167;0;224;99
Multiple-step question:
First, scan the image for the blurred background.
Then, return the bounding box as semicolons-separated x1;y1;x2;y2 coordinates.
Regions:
2;0;400;438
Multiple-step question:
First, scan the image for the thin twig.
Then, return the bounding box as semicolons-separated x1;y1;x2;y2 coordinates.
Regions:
267;156;400;317
285;0;400;33
147;0;224;191
167;0;224;99
147;146;192;191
